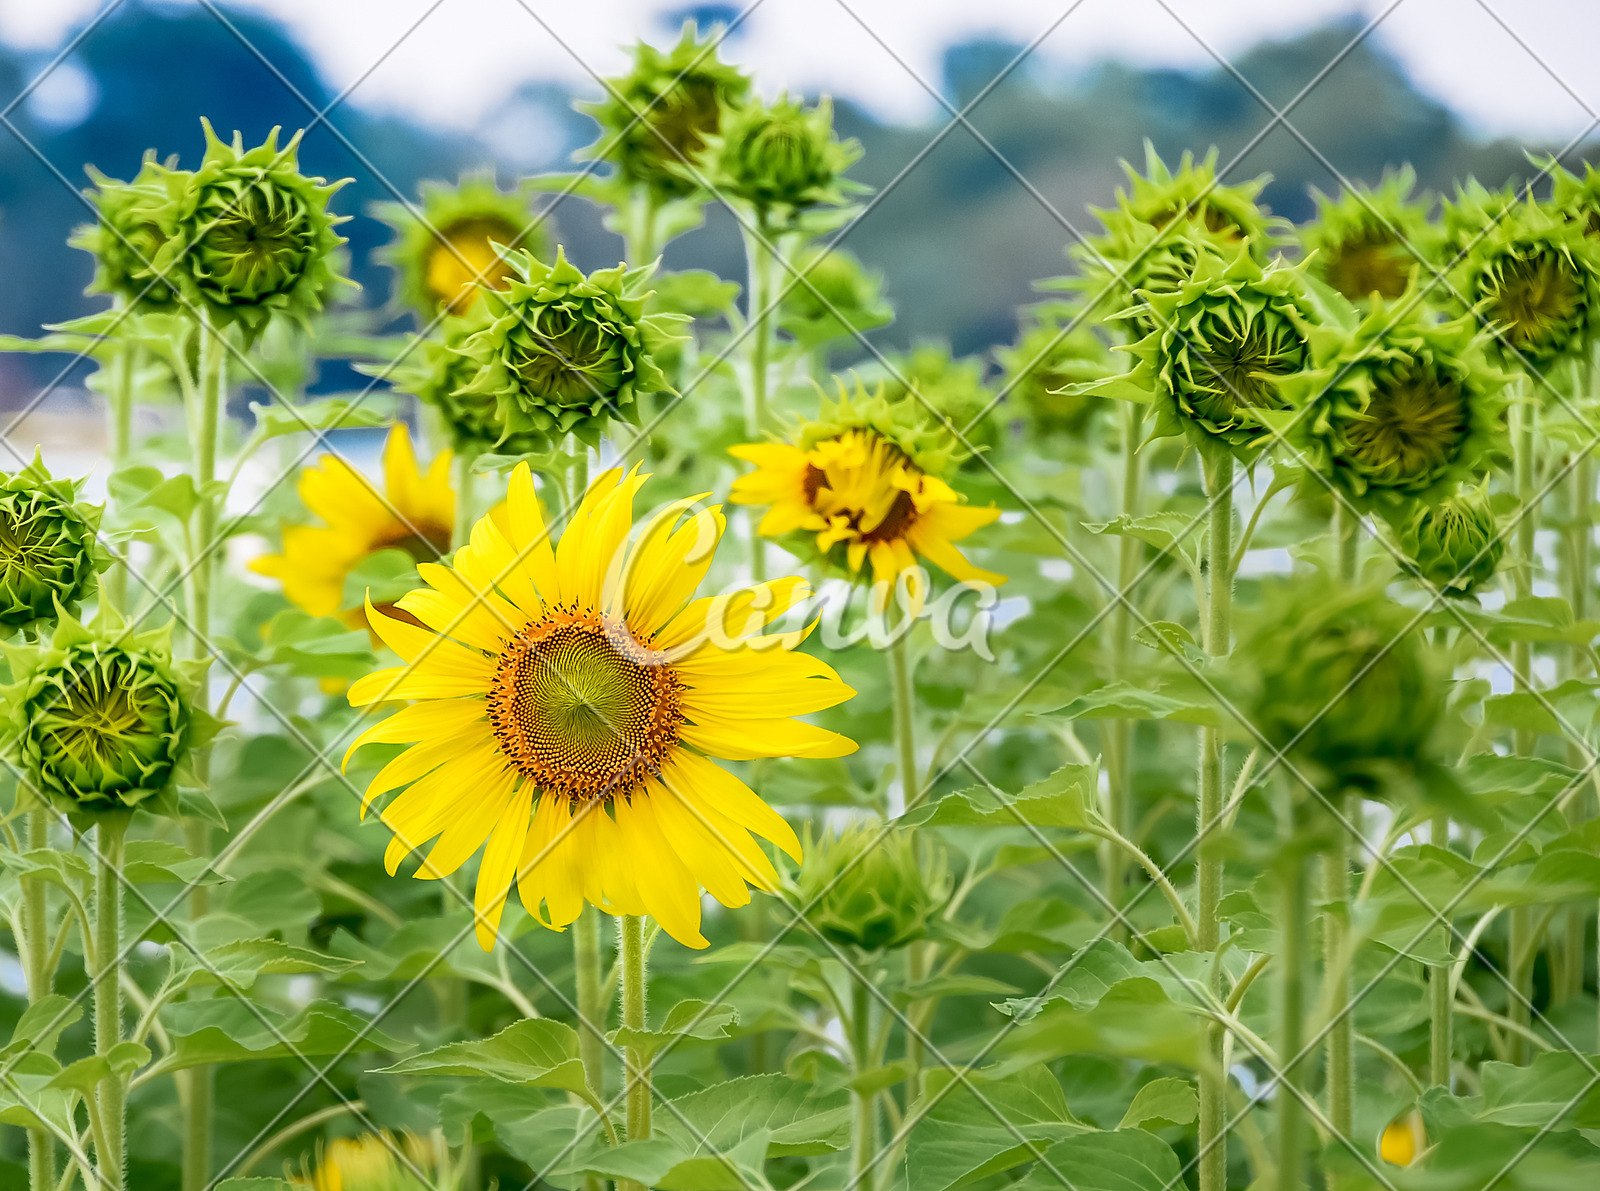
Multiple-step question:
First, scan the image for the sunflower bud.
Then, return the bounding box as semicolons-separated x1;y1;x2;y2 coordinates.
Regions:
578;23;752;200
1234;579;1442;787
1447;191;1600;372
779;245;892;346
146;119;351;337
1378;1110;1426;1167
3;613;217;817
797;821;948;951
994;307;1113;436
1301;166;1437;303
70;156;184;309
1282;298;1507;508
1074;246;1317;457
293;1131;448;1191
456;245;685;452
1547;157;1600;239
0;454;107;635
710;94;861;217
371;173;548;319
1398;489;1503;596
876;344;1000;463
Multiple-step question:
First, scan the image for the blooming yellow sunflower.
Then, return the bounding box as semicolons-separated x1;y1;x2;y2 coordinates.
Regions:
251;423;454;625
729;388;1004;611
343;464;856;949
293;1130;442;1190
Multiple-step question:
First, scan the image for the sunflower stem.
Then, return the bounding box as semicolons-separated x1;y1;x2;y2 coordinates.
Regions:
1197;450;1233;1191
1276;825;1309;1191
888;619;918;818
23;810;55;1191
1509;387;1537;1064
1430;814;1454;1088
1560;357;1594;1005
1324;505;1358;1161
575;906;608;1101
742;221;776;584
93;814;128;1191
453;451;476;548
851;975;879;1191
619;913;650;1191
181;311;224;1191
103;344;138;613
1107;401;1145;937
626;189;661;265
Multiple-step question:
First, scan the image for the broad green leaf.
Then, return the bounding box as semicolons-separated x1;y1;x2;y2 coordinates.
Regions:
905;1064;1087;1191
1082;513;1202;569
910;766;1100;831
248;396;388;443
1478;597;1600;647
610;1000;739;1061
1040;682;1220;727
216;1181;297;1191
653;1074;850;1158
995;978;1203;1069
2;995;83;1060
903;974;1021;1000
47;1042;151;1093
379;1019;587;1096
120;839;229;885
1477;1052;1600;1130
0;846;91;887
1400;1123;1600;1190
1117;1078;1198;1130
166;937;359;996
1007;1130;1185;1191
151;1000;406;1075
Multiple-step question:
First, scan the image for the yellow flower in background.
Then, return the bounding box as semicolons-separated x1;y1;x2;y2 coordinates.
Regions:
730;389;1004;612
293;1130;441;1190
252;424;454;625
1379;1110;1426;1166
344;464;856;950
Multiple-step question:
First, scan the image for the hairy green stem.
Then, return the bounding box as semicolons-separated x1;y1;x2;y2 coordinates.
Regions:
181;315;224;1191
94;816;128;1191
619;914;650;1191
1198;451;1233;1191
1430;817;1453;1088
1325;507;1358;1155
103;346;138;613
888;624;918;816
1108;402;1146;932
575;906;607;1191
24;811;55;1191
1510;391;1537;1063
742;224;775;584
1277;845;1309;1191
851;977;878;1191
626;189;660;265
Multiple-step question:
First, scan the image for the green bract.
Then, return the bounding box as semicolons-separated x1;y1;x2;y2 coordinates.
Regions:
1076;247;1319;457
994;304;1113;435
797;821;948;951
1301;166;1438;303
1547;157;1600;238
371;173;549;318
1437;177;1519;263
2;612;218;817
578;23;752;200
706;93;861;218
875;344;1000;462
1447;192;1600;372
378;319;545;456
146;120;352;337
778;244;893;348
1234;579;1442;787
1398;488;1504;596
0;454;107;636
1280;298;1507;507
456;246;685;452
71;155;185;309
798;379;964;478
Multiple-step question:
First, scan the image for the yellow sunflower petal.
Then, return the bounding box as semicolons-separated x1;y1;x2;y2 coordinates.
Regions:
681;713;858;760
647;777;750;909
662;751;801;861
415;765;518;880
342;699;487;771
349;667;489;705
360;730;485;817
363;599;497;679
474;784;534;949
617;499;723;636
615;795;708;948
656;576;812;652
504;463;562;604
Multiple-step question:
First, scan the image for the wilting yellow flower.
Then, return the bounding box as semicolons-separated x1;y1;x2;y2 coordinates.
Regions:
294;1131;440;1190
729;396;1003;612
251;424;454;624
1379;1111;1426;1166
344;465;856;949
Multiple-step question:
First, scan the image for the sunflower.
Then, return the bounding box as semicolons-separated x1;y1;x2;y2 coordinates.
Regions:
729;384;1004;611
1378;1111;1426;1167
251;423;454;624
343;464;856;949
293;1131;442;1190
1301;166;1437;303
370;173;548;319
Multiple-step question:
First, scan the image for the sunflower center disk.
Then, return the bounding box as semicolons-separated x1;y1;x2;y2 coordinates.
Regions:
487;615;683;801
1346;365;1468;483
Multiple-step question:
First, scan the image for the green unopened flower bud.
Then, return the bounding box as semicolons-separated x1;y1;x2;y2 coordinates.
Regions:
71;156;184;309
1399;489;1504;596
797;821;948;951
1447;191;1600;371
876;344;1000;464
0;454;107;635
3;613;218;816
376;319;545;456
1546;156;1600;239
1301;166;1437;303
710;94;861;216
1234;579;1442;786
1074;246;1317;457
147;119;352;338
1282;299;1507;508
371;173;549;319
994;307;1113;435
779;245;892;345
578;23;752;200
456;246;685;452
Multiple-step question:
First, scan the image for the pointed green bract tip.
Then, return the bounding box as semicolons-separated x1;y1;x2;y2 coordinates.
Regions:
797;820;949;951
0;453;108;636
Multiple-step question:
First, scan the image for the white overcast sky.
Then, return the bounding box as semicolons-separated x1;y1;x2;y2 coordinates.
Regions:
3;0;1598;142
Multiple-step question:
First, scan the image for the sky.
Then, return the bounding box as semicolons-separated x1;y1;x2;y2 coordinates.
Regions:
3;0;1598;144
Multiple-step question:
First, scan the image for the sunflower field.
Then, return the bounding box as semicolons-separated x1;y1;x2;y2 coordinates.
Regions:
4;18;1600;1191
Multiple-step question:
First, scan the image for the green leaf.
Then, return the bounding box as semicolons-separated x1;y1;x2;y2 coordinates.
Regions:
2;995;83;1060
166;937;359;997
902;974;1021;1000
1082;513;1202;569
216;1181;297;1191
1117;1078;1199;1130
905;1064;1087;1191
909;766;1100;831
1477;1052;1600;1130
1007;1130;1185;1191
151;1000;406;1075
610;1000;739;1061
248;396;388;444
120;839;230;885
655;1074;850;1158
379;1018;588;1096
47;1042;151;1093
1039;682;1220;727
995;977;1203;1069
